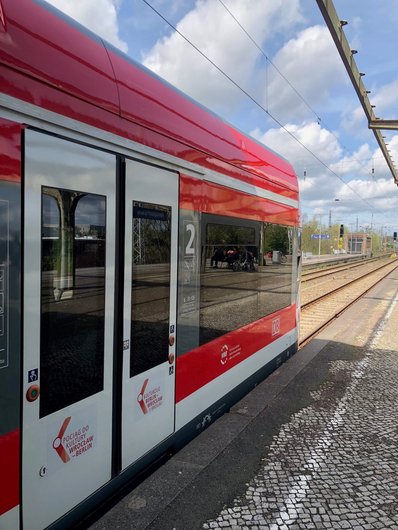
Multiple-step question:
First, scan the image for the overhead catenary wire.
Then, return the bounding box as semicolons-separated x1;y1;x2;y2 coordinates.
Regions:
141;0;377;212
216;0;322;124
216;0;382;184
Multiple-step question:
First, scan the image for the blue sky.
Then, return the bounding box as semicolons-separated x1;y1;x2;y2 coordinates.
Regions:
45;0;398;235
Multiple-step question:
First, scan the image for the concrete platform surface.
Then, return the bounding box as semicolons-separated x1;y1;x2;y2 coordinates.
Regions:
90;268;398;530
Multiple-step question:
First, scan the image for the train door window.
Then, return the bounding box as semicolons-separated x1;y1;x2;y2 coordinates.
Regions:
40;188;106;417
130;202;171;376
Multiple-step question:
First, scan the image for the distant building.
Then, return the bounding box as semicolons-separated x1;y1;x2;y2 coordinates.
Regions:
345;232;372;257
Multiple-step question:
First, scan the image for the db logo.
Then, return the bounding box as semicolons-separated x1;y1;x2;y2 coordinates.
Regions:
220;344;229;365
272;317;281;337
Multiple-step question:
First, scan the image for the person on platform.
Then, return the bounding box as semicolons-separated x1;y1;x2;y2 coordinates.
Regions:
210;248;226;268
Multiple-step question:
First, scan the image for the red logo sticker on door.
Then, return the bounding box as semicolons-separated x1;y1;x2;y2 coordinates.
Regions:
52;414;95;463
53;416;71;463
220;343;241;366
220;344;228;365
137;378;163;415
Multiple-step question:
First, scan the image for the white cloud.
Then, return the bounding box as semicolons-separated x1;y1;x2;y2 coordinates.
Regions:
330;144;373;178
342;78;398;136
251;122;398;223
252;122;345;206
265;25;347;121
335;178;398;219
143;0;303;110
341;105;366;136
386;133;398;160
45;0;128;52
371;78;398;118
252;121;342;171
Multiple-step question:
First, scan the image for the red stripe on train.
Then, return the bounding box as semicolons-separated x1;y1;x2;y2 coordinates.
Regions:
180;174;299;225
0;429;20;515
176;305;296;403
0;118;22;182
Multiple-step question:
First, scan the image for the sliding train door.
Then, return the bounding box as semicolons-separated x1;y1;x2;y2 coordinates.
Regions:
121;160;178;469
22;131;116;530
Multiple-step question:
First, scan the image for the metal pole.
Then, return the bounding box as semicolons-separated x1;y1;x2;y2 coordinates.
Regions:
318;215;322;257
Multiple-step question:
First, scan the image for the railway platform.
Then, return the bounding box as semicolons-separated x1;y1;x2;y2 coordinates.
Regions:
89;267;398;530
302;252;368;267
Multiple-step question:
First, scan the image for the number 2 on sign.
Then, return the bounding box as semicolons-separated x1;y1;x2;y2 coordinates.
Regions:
185;223;195;255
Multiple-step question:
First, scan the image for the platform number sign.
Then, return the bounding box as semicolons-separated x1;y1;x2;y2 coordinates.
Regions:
185;223;195;256
181;219;199;315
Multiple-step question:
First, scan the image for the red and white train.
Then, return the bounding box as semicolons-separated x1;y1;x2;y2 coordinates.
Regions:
0;1;300;528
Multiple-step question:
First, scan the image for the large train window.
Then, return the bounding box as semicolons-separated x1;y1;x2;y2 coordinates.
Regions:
40;187;106;417
130;202;171;377
198;214;294;346
199;215;260;345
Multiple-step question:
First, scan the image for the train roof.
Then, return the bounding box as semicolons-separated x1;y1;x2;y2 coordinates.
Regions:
0;0;298;201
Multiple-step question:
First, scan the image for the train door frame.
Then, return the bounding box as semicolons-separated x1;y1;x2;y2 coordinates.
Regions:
22;129;117;530
121;159;179;469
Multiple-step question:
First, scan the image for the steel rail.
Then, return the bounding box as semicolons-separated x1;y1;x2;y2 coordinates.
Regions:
302;258;396;306
299;259;398;346
301;256;384;283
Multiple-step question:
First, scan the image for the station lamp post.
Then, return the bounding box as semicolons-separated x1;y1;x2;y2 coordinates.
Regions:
380;226;391;252
329;199;340;253
328;198;340;228
318;214;323;257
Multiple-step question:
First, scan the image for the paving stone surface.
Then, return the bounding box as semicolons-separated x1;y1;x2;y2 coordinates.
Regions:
91;273;398;530
202;295;398;530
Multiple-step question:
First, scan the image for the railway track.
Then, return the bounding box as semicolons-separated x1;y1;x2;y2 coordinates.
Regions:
301;256;394;304
301;255;385;282
299;257;398;346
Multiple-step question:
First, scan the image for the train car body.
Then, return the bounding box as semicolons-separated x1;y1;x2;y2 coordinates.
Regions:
0;1;300;528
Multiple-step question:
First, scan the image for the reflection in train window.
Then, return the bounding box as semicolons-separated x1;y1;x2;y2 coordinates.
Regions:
40;187;106;418
258;223;293;317
199;216;260;345
199;214;294;346
130;202;171;377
